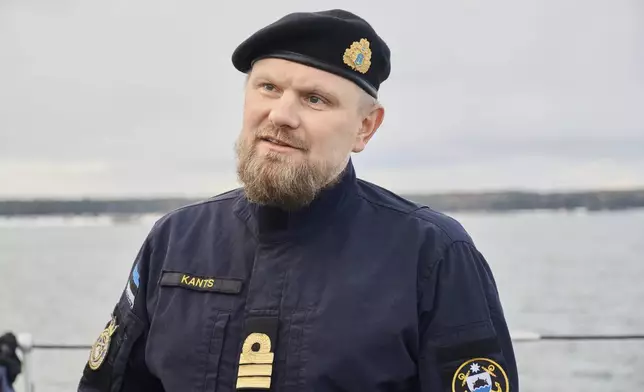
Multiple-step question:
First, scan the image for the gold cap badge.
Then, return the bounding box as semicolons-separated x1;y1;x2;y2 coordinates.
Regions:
343;38;372;74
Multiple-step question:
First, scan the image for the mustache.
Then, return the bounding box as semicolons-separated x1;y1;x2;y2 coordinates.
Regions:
255;126;308;150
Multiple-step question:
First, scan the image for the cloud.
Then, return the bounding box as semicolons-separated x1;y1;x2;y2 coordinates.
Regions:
1;0;642;197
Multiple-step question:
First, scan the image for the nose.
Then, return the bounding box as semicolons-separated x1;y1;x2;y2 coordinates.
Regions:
268;92;300;130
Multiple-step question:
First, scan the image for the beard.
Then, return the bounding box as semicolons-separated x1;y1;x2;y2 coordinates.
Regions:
235;125;342;211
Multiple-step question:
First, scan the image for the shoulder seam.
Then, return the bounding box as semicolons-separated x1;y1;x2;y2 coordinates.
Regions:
171;194;237;213
424;240;474;280
356;192;422;216
357;192;462;244
151;191;241;229
409;207;461;243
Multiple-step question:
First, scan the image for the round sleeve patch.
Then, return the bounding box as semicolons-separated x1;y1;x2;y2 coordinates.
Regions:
452;358;509;392
88;315;119;370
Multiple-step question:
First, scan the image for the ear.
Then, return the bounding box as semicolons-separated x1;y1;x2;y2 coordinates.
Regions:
352;105;385;153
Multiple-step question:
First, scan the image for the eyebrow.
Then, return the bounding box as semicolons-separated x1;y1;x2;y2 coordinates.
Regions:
295;84;340;104
250;72;341;103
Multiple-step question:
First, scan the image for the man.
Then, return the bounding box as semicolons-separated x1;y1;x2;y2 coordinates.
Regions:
79;9;518;392
0;332;21;392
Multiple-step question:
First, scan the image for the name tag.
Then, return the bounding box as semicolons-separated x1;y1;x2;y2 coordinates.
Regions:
160;271;243;294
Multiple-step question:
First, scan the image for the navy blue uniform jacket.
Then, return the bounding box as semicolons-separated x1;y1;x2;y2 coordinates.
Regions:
78;161;518;391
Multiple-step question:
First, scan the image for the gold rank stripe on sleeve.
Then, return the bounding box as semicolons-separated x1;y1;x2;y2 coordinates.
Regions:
237;364;273;377
159;271;243;294
236;376;272;389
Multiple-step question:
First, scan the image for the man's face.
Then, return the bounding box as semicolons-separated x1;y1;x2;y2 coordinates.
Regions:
235;58;383;210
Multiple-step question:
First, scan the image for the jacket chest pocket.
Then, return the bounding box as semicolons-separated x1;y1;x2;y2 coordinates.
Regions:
148;271;243;392
202;311;230;392
279;309;312;392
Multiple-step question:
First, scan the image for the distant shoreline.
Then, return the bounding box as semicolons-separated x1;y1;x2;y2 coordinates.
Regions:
1;189;644;216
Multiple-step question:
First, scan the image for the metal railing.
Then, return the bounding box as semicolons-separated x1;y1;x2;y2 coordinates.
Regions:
14;331;644;392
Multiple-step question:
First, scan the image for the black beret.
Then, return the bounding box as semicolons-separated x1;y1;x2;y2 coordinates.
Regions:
232;9;391;98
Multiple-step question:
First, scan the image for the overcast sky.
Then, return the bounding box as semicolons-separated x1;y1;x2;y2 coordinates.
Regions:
1;0;642;198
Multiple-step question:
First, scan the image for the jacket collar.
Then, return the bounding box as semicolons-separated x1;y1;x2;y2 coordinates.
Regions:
235;159;358;242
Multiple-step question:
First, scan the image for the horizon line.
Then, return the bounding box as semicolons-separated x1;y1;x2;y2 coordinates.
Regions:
2;186;644;202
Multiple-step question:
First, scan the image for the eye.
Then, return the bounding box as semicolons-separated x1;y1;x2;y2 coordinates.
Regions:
262;83;276;91
307;95;325;105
